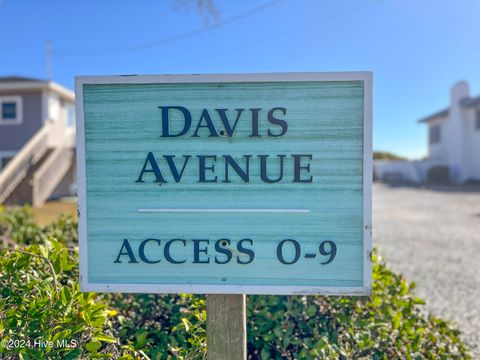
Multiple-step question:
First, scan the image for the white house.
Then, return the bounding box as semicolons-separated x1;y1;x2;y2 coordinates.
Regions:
374;81;480;184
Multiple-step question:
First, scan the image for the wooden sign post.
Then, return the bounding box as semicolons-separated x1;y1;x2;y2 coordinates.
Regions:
207;294;246;359
76;72;372;357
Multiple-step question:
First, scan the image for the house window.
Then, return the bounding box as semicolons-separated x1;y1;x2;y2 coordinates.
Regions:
2;102;17;119
429;125;441;144
0;96;22;125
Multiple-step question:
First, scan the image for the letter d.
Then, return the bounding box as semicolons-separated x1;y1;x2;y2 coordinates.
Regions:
159;106;192;137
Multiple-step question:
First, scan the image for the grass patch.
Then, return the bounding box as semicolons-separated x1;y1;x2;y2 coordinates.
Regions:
30;200;77;227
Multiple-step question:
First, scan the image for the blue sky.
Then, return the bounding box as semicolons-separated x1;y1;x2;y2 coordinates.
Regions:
1;0;479;158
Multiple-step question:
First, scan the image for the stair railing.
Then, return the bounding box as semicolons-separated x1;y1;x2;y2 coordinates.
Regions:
0;124;50;204
32;146;73;207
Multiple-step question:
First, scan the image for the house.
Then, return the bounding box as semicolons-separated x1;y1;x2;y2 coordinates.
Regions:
0;76;76;206
374;81;480;184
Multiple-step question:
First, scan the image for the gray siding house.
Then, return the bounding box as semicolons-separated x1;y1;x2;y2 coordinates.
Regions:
0;76;76;205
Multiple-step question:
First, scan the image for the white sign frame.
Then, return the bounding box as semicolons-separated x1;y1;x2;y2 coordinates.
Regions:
76;72;372;295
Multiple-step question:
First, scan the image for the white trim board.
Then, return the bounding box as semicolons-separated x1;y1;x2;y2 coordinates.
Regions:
137;208;311;213
76;71;371;84
0;81;74;103
76;72;373;295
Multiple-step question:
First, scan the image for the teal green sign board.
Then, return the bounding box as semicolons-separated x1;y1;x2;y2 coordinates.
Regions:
76;73;372;295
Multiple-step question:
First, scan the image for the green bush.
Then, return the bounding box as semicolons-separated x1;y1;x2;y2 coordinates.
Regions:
0;238;121;359
373;151;407;161
247;253;470;359
0;207;472;359
0;208;205;359
105;293;206;359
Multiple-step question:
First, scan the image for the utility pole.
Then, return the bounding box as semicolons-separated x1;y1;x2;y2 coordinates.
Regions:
45;39;52;80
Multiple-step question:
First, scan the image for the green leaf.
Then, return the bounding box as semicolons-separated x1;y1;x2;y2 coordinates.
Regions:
95;334;117;343
181;318;191;332
85;341;101;353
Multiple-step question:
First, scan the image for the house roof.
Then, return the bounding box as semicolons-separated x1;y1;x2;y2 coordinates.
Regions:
460;95;480;107
418;95;480;124
418;108;449;124
0;76;44;83
0;75;74;102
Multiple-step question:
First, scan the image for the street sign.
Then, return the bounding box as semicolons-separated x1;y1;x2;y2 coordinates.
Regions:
76;72;372;295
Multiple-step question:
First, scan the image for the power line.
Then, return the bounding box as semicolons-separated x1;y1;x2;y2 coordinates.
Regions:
54;0;283;56
171;0;387;67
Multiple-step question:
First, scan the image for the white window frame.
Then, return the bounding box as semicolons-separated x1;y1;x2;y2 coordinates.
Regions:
0;96;23;125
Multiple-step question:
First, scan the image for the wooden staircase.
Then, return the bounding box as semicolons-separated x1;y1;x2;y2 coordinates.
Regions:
0;123;74;207
3;149;53;205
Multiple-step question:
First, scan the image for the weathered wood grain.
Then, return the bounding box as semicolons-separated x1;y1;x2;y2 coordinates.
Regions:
207;294;246;360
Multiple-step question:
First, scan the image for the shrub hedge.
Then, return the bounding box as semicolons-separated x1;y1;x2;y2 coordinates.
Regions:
0;207;472;359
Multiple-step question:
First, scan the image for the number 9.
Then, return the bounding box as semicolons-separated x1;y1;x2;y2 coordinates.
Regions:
319;240;337;265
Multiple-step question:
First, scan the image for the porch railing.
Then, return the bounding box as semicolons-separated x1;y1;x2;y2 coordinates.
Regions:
0;125;50;204
32;146;73;207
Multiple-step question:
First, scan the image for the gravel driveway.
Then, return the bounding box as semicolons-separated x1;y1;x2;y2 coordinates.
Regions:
373;183;480;357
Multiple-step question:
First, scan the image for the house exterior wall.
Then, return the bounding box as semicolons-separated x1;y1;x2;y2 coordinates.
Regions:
425;82;480;183
427;117;448;161
445;81;469;182
373;160;421;183
47;92;62;122
0;91;43;152
45;91;69;148
373;158;448;183
464;107;480;180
